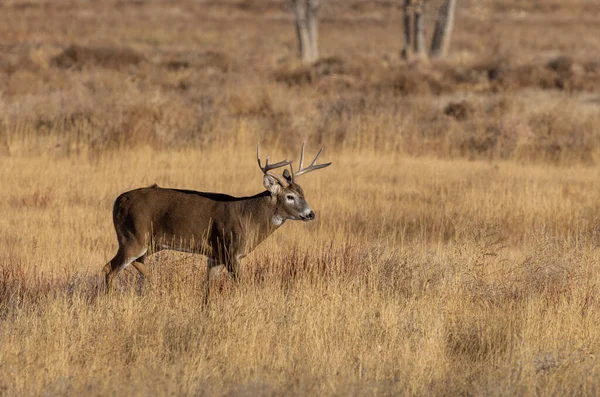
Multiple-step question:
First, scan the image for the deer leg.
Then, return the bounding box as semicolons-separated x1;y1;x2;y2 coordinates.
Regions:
227;255;243;282
103;249;124;293
207;259;226;281
103;246;147;293
203;258;226;306
131;254;150;294
131;255;148;279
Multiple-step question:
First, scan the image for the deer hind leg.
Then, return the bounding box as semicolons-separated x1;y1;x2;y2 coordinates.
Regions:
131;254;149;279
131;254;150;294
103;246;148;293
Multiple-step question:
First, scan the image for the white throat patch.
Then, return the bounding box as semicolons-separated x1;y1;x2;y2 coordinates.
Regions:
271;215;286;226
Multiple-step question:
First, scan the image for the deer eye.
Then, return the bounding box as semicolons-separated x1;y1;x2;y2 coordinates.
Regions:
286;195;295;202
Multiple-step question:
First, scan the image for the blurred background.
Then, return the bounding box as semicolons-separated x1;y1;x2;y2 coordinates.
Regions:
1;0;599;163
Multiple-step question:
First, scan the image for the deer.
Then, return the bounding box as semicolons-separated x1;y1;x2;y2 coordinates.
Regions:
102;144;331;300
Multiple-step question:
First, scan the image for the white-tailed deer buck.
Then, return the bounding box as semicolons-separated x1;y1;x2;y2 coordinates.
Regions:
102;144;331;298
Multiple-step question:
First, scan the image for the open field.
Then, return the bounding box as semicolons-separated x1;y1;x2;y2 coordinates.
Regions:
2;149;600;395
2;0;600;396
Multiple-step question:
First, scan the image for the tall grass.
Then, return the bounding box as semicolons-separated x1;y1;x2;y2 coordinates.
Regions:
1;149;600;395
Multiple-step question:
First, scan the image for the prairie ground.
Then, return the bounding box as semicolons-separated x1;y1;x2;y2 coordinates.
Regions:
1;1;600;396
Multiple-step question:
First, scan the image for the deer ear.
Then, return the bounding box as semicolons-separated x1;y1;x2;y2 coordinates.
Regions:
282;169;292;184
263;174;282;194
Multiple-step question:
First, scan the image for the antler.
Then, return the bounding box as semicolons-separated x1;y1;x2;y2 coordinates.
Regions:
257;145;292;184
292;143;332;179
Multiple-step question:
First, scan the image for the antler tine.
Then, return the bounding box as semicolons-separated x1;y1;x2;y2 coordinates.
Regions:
294;144;332;178
310;148;322;165
256;145;262;169
299;142;305;171
266;159;292;170
256;144;292;181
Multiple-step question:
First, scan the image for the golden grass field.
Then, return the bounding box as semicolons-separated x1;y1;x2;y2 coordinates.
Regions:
2;0;600;395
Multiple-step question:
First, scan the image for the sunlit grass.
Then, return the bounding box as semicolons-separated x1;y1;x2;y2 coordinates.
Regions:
1;148;600;395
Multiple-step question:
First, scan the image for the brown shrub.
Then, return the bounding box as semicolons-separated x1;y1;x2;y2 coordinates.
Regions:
489;63;557;91
482;57;600;92
546;55;573;75
439;62;489;87
164;59;190;71
444;100;474;121
389;67;434;95
163;51;233;73
274;57;357;86
456;125;502;158
273;64;313;86
583;61;600;73
52;45;144;70
389;67;453;96
312;56;354;78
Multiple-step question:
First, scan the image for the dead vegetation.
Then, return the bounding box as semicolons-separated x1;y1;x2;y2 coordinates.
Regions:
3;43;599;162
51;45;145;70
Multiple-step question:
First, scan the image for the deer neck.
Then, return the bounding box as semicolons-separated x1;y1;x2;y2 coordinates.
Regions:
258;190;286;230
241;191;285;248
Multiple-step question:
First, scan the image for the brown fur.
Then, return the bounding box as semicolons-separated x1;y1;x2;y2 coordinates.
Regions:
103;181;315;300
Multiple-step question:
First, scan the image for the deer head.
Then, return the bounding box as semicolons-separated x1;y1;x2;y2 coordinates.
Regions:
257;143;331;225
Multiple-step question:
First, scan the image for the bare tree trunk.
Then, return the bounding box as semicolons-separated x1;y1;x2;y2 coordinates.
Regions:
292;0;318;64
292;0;310;63
401;0;412;60
413;0;427;59
430;0;458;58
307;0;319;62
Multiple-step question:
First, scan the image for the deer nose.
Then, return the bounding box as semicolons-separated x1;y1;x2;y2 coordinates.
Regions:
307;211;315;220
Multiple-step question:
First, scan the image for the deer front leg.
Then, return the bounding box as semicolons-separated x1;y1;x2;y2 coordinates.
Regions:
227;254;245;281
207;258;226;281
203;258;226;306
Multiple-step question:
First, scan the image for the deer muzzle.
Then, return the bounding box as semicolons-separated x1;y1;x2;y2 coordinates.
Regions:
300;210;315;221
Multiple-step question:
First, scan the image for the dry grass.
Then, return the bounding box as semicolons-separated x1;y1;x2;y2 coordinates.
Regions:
2;0;600;395
2;150;600;396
